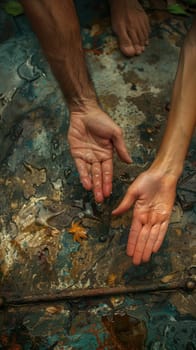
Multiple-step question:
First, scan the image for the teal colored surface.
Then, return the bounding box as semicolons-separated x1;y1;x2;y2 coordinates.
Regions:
0;0;195;349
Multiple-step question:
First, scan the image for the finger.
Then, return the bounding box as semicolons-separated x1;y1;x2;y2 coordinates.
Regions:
126;219;143;256
112;129;132;164
112;185;137;215
152;221;169;253
142;224;160;262
132;224;151;265
92;162;104;203
75;158;92;190
102;159;113;198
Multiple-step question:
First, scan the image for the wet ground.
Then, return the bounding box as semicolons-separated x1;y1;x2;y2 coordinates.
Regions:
0;0;195;349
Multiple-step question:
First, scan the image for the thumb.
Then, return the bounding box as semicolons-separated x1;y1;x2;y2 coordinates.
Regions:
112;130;132;164
112;185;137;215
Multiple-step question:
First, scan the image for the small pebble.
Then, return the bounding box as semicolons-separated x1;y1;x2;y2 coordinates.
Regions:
99;235;107;242
186;280;195;291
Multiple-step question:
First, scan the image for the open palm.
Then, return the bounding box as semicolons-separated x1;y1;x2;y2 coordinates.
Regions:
113;170;177;264
68;107;131;202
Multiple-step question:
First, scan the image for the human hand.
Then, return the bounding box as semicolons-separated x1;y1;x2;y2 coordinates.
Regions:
112;169;178;264
68;103;131;202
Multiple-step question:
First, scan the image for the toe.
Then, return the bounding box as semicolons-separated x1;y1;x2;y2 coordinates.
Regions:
134;44;144;55
135;14;150;47
117;28;137;56
120;44;136;57
127;28;144;55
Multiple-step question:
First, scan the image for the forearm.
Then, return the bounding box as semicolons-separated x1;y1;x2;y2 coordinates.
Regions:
20;0;97;110
151;18;196;178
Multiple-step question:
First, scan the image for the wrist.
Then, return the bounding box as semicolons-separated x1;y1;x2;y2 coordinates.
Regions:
69;97;100;114
149;156;183;181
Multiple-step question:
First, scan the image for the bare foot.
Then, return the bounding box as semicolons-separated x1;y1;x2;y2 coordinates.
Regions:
109;0;150;56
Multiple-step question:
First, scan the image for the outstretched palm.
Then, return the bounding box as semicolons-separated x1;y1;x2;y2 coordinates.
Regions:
113;170;177;264
68;107;131;202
